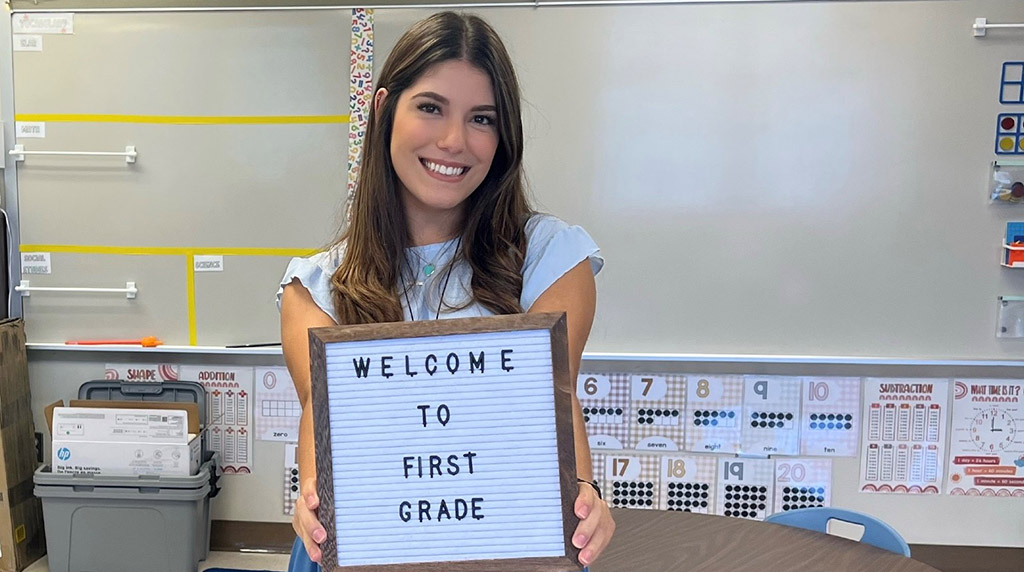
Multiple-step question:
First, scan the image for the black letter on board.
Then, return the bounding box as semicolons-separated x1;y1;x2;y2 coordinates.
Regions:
380;356;393;379
425;354;438;376
501;349;514;372
469;351;485;373
446;352;460;374
352;357;371;378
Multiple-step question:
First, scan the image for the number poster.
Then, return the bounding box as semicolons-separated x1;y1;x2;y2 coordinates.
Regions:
255;366;301;442
630;374;686;451
860;378;948;494
578;373;631;449
947;379;1024;497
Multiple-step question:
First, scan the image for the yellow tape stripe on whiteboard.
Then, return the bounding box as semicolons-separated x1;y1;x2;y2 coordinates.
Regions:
19;244;320;346
14;114;350;125
19;244;317;257
186;254;198;346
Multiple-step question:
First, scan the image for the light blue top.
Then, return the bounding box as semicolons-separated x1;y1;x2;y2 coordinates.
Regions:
276;213;603;322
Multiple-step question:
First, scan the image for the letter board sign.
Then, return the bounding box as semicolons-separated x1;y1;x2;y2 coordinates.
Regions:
309;313;580;572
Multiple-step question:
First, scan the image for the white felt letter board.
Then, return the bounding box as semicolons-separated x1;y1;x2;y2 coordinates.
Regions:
309;314;580;572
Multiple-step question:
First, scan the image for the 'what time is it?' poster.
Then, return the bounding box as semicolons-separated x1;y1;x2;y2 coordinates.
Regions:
947;379;1024;497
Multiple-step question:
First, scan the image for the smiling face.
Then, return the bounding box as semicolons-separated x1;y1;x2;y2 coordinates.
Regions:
387;59;500;237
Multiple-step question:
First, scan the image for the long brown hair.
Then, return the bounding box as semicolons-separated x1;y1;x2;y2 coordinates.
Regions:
331;12;532;325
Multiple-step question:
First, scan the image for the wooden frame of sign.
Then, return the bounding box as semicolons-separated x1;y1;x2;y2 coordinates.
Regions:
309;312;580;572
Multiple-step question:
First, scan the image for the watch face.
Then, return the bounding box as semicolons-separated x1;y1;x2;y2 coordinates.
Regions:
970;409;1017;452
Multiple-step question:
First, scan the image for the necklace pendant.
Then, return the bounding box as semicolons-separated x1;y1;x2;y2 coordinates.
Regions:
423;263;436;277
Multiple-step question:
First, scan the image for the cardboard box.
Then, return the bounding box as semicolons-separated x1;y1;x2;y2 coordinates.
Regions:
52;406;189;444
0;319;45;572
50;407;200;477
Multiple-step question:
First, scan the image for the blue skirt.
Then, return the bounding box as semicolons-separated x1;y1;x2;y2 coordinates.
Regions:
288;536;320;572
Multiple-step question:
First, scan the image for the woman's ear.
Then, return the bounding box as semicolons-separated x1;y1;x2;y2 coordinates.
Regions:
373;88;389;114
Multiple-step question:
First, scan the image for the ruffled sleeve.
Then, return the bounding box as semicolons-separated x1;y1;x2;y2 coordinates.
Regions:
520;214;604;311
275;247;343;321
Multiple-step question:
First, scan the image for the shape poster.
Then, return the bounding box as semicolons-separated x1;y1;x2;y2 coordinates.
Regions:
255;366;301;442
947;379;1024;497
180;365;254;474
860;378;948;494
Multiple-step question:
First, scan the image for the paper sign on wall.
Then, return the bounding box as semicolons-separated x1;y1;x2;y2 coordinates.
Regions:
105;363;179;383
741;375;801;455
947;379;1024;497
180;365;254;475
685;375;743;454
577;372;630;449
860;378;948;494
13;13;73;34
13;35;42;52
800;377;861;457
21;252;50;275
309;314;580;572
630;374;686;451
255;366;300;442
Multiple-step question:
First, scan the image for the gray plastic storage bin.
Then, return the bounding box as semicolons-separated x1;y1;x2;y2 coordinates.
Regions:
34;455;217;572
34;380;219;572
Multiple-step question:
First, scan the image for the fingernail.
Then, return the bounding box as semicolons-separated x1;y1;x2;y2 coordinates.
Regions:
307;494;316;505
313;530;326;543
573;534;587;548
578;504;590;518
580;550;591;565
311;550;321;563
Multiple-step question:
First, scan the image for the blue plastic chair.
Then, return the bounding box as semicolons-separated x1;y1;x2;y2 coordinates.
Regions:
764;507;911;557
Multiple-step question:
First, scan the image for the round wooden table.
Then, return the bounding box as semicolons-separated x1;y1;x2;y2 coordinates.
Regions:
591;509;940;572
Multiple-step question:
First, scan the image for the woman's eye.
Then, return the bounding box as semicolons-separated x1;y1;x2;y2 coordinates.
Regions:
417;103;440;114
473;115;496;126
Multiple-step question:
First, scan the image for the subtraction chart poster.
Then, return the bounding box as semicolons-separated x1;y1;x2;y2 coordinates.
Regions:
859;378;948;494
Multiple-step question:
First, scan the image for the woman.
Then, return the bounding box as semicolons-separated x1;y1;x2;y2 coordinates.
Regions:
279;11;614;571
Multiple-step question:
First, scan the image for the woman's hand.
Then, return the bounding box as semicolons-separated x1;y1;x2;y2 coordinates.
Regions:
572;482;615;566
293;476;327;563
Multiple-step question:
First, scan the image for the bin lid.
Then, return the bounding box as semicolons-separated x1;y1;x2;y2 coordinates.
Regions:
78;380;207;428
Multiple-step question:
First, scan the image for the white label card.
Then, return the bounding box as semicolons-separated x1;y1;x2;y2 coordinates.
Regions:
194;255;224;272
13;35;42;52
16;122;45;139
21;252;51;275
13;13;74;34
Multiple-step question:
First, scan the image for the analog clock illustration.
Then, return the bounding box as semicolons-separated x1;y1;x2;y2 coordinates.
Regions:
971;409;1017;452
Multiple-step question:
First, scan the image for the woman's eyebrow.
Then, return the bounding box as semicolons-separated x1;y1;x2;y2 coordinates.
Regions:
411;91;496;112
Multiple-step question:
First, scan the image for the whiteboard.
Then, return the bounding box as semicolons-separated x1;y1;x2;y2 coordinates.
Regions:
368;1;1024;360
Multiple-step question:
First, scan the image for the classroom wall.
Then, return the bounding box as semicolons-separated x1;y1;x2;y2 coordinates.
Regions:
11;0;1024;549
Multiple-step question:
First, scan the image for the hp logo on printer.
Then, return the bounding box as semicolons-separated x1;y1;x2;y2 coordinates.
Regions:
57;447;71;461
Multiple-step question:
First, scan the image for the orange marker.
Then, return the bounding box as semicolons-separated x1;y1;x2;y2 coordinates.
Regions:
65;336;163;347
